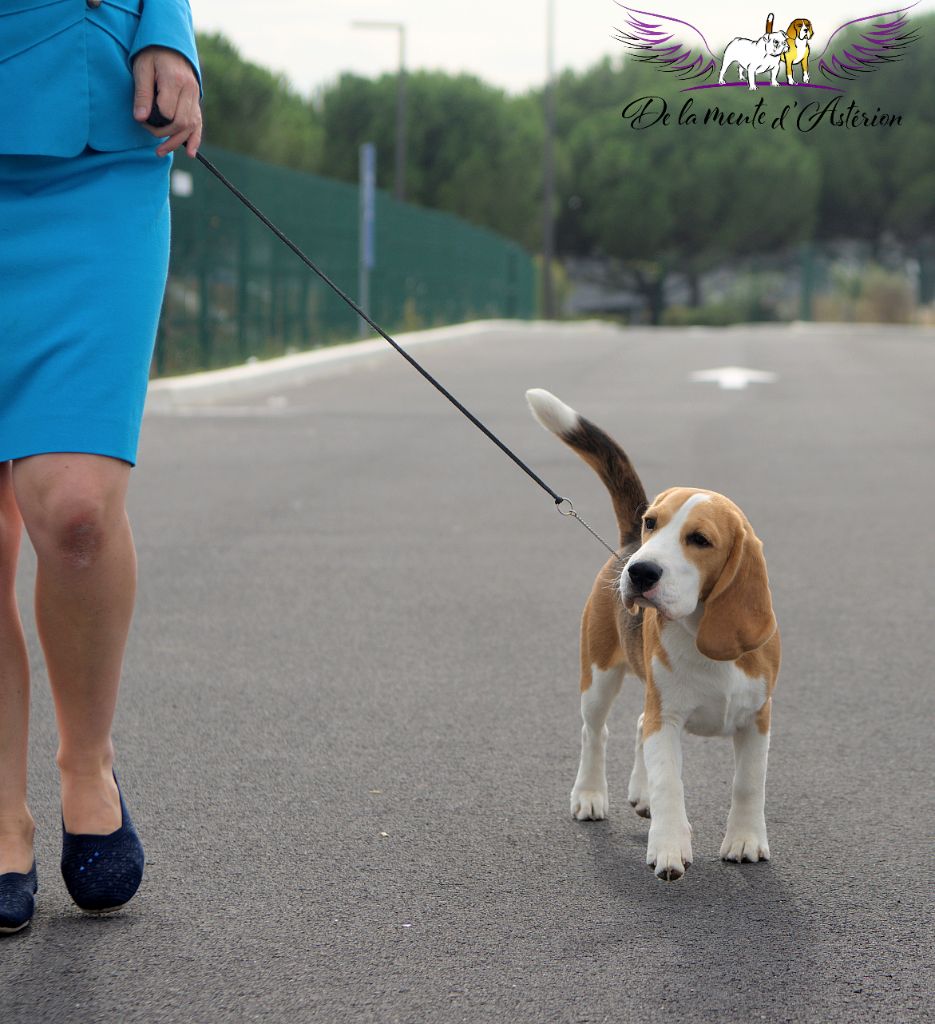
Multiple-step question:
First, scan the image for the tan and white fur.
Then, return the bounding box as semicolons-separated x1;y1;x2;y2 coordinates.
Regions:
782;17;814;84
526;389;780;881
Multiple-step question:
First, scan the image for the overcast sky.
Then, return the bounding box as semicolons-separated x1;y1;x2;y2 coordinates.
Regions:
190;1;934;97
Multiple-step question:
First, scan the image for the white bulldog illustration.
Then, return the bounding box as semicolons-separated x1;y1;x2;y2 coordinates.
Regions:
719;28;790;90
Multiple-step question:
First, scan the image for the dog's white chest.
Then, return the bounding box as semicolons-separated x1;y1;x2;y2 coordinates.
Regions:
655;626;768;737
683;669;767;736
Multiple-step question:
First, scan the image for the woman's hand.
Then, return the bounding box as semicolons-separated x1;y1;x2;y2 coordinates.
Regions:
132;46;202;158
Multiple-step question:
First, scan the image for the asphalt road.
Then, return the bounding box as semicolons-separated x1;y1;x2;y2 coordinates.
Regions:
2;322;933;1023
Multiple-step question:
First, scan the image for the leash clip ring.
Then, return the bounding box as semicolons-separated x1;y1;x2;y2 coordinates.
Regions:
555;498;576;518
555;496;624;563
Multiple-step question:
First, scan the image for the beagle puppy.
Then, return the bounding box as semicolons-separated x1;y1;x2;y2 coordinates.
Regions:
783;17;815;84
527;390;780;881
719;25;790;90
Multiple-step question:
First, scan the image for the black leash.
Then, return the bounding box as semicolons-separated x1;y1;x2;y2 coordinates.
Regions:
190;149;622;562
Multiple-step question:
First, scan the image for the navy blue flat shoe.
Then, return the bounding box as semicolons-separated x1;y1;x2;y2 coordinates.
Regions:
0;862;38;935
61;774;144;914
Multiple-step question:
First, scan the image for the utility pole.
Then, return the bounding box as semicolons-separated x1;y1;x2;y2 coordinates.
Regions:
542;0;557;319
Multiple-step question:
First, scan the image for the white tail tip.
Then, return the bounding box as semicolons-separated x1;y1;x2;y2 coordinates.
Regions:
525;388;580;437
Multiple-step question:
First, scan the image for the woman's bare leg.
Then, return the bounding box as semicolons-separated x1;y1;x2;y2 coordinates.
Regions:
0;462;35;874
12;453;136;835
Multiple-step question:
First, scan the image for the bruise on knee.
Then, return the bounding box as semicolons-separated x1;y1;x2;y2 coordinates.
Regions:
56;513;106;570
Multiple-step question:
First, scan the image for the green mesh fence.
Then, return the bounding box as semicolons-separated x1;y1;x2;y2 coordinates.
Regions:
156;145;536;376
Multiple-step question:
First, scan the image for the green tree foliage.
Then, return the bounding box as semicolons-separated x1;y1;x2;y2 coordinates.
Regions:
196;33;322;172
318;71;543;250
575;72;821;255
551;57;821;319
806;15;935;246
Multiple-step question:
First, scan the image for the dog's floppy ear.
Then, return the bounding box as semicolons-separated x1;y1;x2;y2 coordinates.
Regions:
696;514;776;661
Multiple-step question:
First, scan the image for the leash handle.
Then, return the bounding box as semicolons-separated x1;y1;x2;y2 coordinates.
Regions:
146;98;172;129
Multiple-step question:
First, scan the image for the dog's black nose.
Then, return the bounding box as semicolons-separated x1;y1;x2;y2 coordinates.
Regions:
628;561;663;592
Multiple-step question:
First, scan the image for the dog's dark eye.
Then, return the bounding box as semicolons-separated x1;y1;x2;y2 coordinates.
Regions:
686;531;712;548
644;517;656;531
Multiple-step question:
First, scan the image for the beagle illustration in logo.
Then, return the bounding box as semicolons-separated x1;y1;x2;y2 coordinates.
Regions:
768;13;816;84
718;13;790;90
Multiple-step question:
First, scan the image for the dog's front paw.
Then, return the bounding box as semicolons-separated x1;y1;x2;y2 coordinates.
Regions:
647;824;693;881
571;787;609;821
803;72;810;84
720;823;770;863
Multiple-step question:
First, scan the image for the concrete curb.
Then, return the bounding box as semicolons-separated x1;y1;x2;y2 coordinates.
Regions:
144;319;610;410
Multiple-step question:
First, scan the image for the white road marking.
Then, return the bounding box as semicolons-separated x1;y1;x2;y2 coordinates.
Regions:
690;366;778;390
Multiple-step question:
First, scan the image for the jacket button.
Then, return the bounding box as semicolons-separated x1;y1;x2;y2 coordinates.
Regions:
87;0;102;8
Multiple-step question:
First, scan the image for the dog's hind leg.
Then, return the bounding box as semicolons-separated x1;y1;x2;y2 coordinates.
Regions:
571;665;624;820
627;713;651;818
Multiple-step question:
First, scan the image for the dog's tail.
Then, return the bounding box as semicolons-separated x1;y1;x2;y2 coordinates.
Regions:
526;389;647;550
766;12;775;34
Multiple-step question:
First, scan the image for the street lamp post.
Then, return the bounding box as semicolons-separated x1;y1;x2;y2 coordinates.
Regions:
351;20;407;203
542;0;557;319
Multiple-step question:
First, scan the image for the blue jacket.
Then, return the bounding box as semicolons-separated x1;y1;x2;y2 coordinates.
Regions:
0;0;200;156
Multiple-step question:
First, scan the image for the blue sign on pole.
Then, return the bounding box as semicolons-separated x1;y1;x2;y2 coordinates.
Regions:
360;142;376;271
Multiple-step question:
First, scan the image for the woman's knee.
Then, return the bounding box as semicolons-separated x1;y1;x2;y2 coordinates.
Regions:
29;494;115;570
13;455;130;570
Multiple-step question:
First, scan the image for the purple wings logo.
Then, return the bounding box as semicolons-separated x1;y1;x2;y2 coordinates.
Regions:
614;2;919;92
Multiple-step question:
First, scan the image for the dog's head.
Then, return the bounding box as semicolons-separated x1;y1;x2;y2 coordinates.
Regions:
789;18;814;41
763;31;791;56
622;488;776;661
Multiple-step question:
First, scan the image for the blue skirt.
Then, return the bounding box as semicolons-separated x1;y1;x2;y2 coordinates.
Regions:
0;147;171;466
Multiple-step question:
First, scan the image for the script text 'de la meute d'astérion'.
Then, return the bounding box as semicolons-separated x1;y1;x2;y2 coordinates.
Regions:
621;94;903;132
